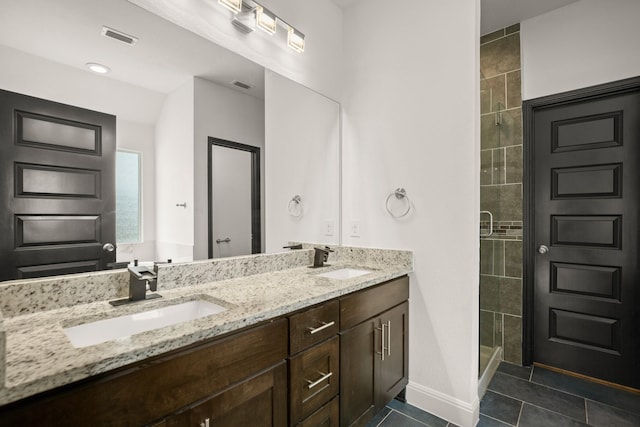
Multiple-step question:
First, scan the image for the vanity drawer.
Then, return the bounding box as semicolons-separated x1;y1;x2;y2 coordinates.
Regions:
339;276;409;330
289;336;339;425
289;300;339;354
297;396;339;427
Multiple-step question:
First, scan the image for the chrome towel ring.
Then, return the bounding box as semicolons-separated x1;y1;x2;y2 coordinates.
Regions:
385;188;411;218
288;195;303;217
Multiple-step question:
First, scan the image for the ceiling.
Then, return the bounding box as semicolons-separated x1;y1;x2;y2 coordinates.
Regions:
480;0;581;34
0;0;265;97
1;0;582;99
331;0;582;35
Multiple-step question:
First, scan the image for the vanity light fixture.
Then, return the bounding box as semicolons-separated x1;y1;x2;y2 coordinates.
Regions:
218;0;243;14
217;0;305;53
86;62;111;74
255;5;277;35
287;27;305;53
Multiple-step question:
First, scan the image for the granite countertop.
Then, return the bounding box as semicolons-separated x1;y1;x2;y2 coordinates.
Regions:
0;253;411;407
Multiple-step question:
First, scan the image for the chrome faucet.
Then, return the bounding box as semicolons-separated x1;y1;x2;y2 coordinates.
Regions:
312;246;334;268
109;260;166;306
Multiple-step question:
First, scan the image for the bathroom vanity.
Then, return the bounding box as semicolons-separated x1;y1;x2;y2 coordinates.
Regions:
0;247;411;426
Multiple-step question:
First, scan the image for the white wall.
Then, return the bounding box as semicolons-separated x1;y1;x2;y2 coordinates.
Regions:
0;45;164;125
0;45;162;263
264;70;340;252
128;0;343;101
193;77;265;259
341;0;480;426
521;0;640;100
155;79;195;262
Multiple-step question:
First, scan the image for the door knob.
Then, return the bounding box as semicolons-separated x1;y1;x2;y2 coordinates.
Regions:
538;245;549;254
102;243;115;253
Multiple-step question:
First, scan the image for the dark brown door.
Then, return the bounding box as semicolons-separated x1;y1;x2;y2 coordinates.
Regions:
526;77;640;388
0;89;116;281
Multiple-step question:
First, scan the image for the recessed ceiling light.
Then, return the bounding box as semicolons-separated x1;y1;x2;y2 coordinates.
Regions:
86;62;111;74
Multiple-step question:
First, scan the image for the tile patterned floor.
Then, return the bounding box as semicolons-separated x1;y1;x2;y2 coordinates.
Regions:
366;362;640;427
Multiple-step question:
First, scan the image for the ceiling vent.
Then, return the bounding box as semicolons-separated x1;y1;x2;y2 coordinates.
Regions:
232;80;252;90
101;26;138;46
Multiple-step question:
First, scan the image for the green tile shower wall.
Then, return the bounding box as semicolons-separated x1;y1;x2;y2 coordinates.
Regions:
480;24;523;365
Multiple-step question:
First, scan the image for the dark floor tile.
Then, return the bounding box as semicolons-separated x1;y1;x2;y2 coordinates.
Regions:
388;399;448;427
480;390;522;425
366;406;392;427
586;400;640;427
378;411;428;427
497;362;532;381
477;414;514;427
488;372;586;421
531;366;640;416
519;404;587;427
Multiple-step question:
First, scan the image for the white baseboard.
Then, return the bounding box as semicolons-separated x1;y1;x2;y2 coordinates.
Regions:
405;381;479;427
478;346;502;399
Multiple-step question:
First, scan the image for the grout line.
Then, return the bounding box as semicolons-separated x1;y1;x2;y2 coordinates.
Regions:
521;401;587;424
374;408;393;427
493;370;590;423
388;409;430;427
480;413;518;427
480;30;520;46
585;399;589;425
516;401;524;426
529;365;534;382
481;68;522;81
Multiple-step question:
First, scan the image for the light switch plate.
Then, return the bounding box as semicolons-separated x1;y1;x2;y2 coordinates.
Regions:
350;220;361;237
324;220;334;236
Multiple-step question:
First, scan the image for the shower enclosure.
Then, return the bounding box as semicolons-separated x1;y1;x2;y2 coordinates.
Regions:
479;25;524;389
479;74;504;379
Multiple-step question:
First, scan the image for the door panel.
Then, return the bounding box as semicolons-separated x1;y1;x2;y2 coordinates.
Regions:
528;79;640;388
376;302;409;407
207;137;261;259
0;89;116;281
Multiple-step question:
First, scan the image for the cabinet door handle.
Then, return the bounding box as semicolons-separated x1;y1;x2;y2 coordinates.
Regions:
387;320;391;357
308;320;335;335
306;371;333;389
200;418;210;427
377;322;386;361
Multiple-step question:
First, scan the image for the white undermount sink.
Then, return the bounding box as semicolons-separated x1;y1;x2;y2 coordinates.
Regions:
64;300;227;348
316;268;372;280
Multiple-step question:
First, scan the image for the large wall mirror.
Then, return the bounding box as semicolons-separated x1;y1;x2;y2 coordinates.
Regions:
0;0;340;281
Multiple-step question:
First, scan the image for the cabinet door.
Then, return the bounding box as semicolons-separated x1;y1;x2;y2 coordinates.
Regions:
166;362;287;427
376;302;409;407
339;319;376;427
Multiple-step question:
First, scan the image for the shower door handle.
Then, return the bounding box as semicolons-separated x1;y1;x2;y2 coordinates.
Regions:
538;245;549;254
480;211;493;237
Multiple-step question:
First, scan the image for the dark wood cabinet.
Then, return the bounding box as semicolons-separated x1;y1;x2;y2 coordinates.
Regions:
339;278;409;427
289;300;340;426
165;362;288;427
290;336;339;424
0;319;288;427
298;397;339;427
376;302;409;408
0;275;409;427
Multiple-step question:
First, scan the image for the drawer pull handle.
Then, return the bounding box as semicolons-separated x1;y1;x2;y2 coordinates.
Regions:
200;418;210;427
306;371;333;389
308;321;335;335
